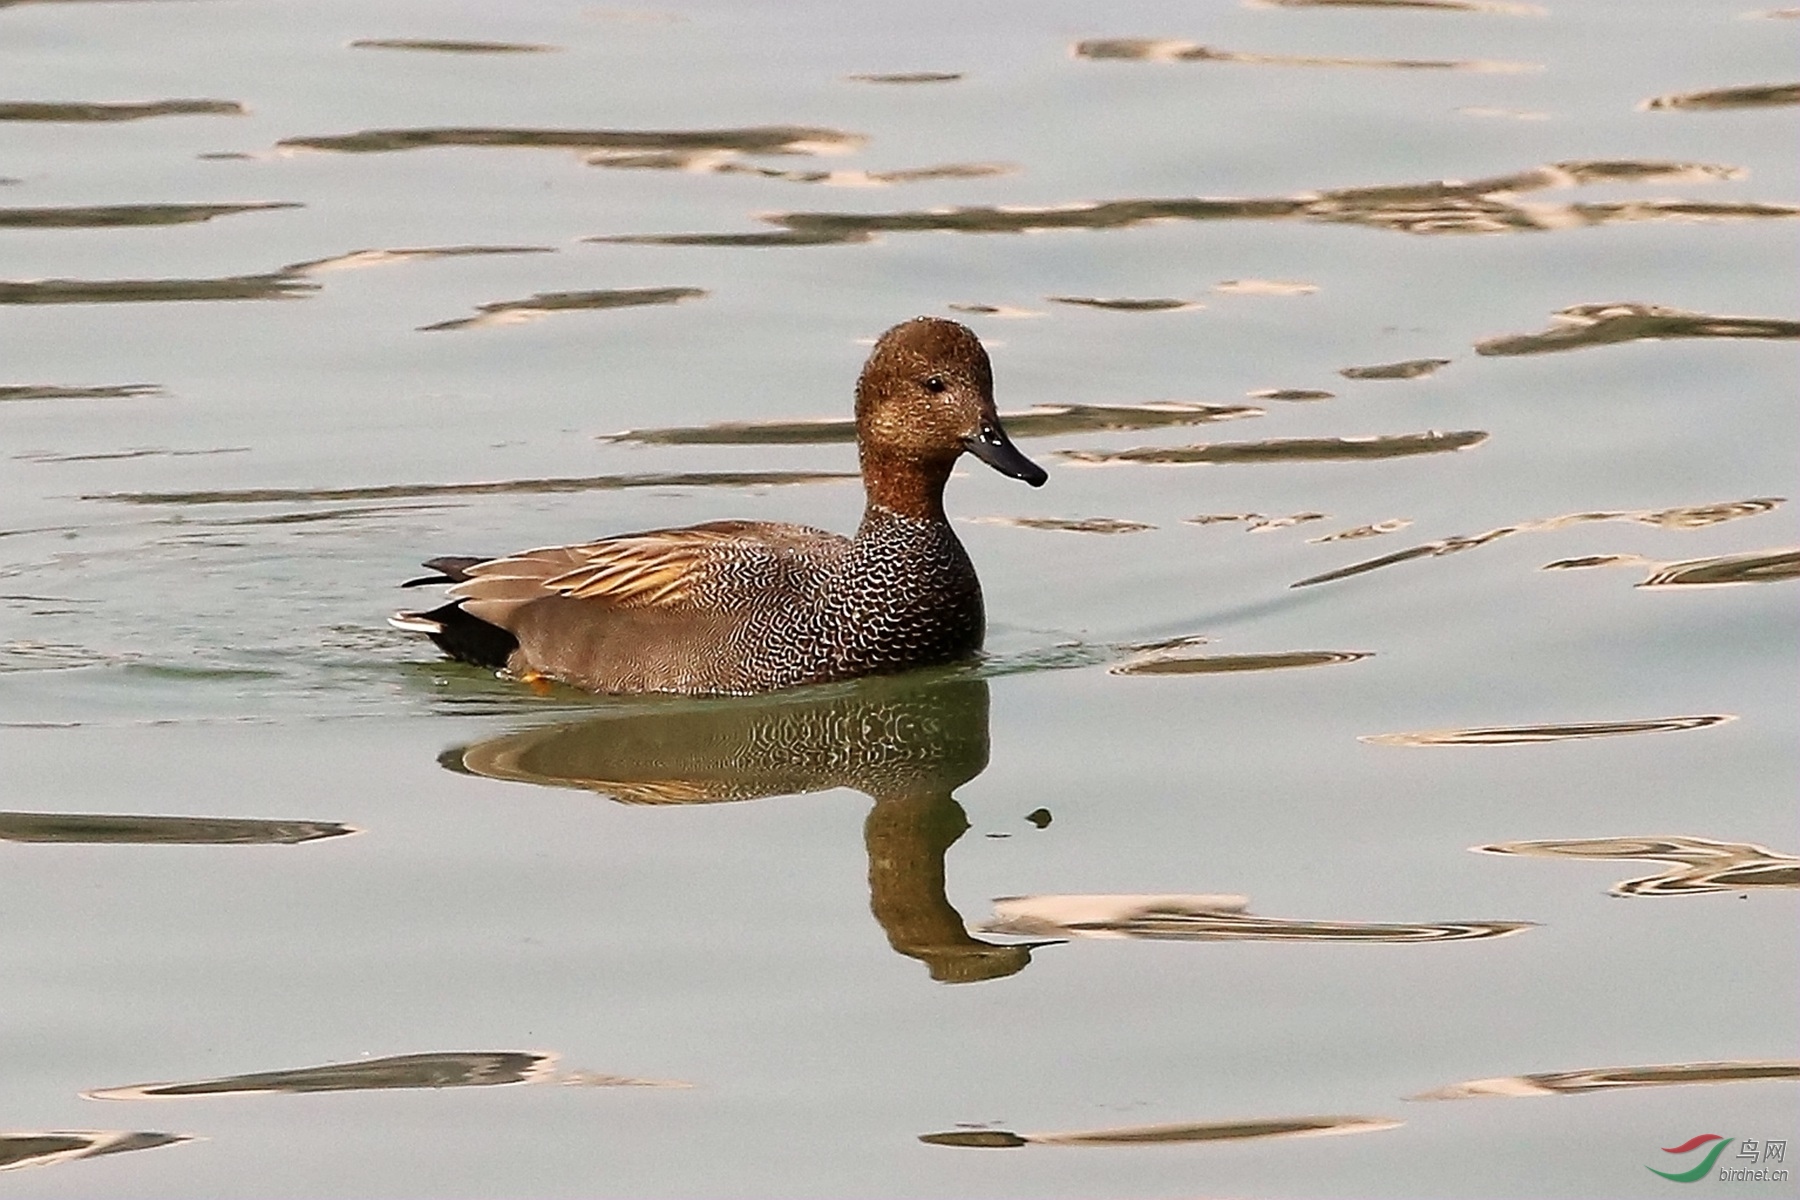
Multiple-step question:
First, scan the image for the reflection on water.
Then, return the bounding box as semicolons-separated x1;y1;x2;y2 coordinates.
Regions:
1477;836;1800;896
946;303;1044;318
278;125;863;160
201;501;460;527
1047;295;1199;312
1310;519;1413;542
1414;1059;1800;1100
602;401;1260;446
972;516;1155;535
284;245;552;274
1073;38;1534;72
1;384;161;402
1459;105;1550;121
1061;430;1487;466
19;446;246;464
418;286;706;332
1292;497;1782;588
1544;547;1800;587
348;38;557;54
86;1051;677;1100
447;676;1036;983
1189;511;1329;532
0;99;241;122
1638;546;1800;587
0;811;354;845
1215;279;1318;295
0;202;299;230
86;470;853;506
845;72;962;85
597;158;1796;244
1643;83;1800;111
0;1130;190;1174
0;273;314;305
980;894;1528;942
1112;649;1369;676
1248;387;1334;401
1339;358;1450;380
707;161;1013;188
921;1114;1401;1149
1363;714;1732;746
1476;303;1800;356
1250;0;1542;10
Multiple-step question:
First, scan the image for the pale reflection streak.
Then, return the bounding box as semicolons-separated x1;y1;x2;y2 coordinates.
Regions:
87;1052;683;1100
1311;518;1412;542
348;38;558;53
1;244;559;308
1543;546;1800;587
418;285;706;332
0;811;355;845
1250;0;1543;10
1;384;161;402
1113;649;1369;675
1291;497;1782;588
921;1115;1402;1149
601;401;1262;445
0;202;298;229
981;894;1529;942
845;72;963;84
706;161;1013;187
1476;303;1800;356
278;125;863;158
1477;836;1800;896
1216;278;1317;295
0;99;241;121
1189;511;1329;531
972;516;1155;534
84;470;853;506
1061;430;1487;466
1074;38;1535;72
594;159;1797;245
274;123;881;185
0;273;313;305
1339;357;1450;380
1643;83;1800;111
1048;295;1199;312
0;1131;190;1174
1363;715;1733;746
1638;547;1800;586
1415;1060;1800;1100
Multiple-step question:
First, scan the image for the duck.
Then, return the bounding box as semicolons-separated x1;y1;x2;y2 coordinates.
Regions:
390;316;1048;695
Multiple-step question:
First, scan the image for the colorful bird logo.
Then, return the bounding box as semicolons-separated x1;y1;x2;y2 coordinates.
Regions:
1649;1134;1734;1182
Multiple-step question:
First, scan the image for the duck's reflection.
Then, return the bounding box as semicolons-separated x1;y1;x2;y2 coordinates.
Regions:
444;674;1036;983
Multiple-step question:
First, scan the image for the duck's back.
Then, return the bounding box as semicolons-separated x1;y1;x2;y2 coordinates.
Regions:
446;513;983;694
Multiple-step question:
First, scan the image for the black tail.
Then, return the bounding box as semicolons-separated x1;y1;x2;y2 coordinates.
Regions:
395;556;517;669
415;602;519;670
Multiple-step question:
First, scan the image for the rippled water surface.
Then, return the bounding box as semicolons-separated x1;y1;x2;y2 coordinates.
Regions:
3;1;1796;1196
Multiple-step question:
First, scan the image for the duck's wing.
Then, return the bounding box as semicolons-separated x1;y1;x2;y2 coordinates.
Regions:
447;520;841;626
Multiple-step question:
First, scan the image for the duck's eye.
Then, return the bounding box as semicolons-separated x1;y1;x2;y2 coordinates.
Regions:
922;375;948;394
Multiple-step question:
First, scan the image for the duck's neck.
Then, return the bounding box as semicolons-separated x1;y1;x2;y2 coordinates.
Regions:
858;446;955;522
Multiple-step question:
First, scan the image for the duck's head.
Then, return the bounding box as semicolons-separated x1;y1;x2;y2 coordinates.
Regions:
854;318;1048;509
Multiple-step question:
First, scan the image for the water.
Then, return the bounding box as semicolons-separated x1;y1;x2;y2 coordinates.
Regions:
3;0;1796;1195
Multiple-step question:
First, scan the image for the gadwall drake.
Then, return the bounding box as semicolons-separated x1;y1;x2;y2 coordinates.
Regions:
391;317;1047;694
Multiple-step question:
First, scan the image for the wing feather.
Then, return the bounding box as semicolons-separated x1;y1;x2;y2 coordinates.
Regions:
446;521;839;615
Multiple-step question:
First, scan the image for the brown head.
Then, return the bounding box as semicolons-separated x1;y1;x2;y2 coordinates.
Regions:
853;317;1047;518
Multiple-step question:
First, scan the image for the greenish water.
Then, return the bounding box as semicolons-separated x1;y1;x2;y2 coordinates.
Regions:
2;0;1796;1195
